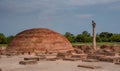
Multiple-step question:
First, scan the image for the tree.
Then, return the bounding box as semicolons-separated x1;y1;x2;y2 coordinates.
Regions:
82;31;91;37
64;32;75;43
75;31;92;43
64;31;120;43
99;32;113;42
0;33;7;44
6;35;14;43
96;36;102;42
75;34;85;42
110;34;120;42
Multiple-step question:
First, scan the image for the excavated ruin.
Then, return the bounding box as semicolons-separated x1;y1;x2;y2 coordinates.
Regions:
6;28;73;54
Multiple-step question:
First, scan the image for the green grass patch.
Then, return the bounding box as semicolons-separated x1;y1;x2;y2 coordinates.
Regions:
97;42;120;46
0;44;8;47
72;42;120;46
72;42;92;45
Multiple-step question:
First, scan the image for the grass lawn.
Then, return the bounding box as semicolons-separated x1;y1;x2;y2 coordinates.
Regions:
0;42;120;47
0;44;8;47
72;42;120;46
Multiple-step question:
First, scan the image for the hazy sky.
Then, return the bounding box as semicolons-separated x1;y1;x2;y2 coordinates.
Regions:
0;0;120;36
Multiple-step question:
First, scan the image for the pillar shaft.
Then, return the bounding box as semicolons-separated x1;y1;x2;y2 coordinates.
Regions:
92;20;96;50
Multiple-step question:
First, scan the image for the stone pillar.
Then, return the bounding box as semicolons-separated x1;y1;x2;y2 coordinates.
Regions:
92;20;96;50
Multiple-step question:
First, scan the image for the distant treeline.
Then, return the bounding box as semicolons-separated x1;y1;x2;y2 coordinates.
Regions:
0;33;14;44
0;31;120;44
64;31;120;43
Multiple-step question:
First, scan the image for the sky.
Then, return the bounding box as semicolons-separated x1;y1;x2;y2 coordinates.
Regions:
0;0;120;36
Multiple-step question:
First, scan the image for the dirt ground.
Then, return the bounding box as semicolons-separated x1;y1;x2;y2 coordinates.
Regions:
0;55;120;71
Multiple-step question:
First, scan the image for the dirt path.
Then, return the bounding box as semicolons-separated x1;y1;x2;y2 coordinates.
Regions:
0;55;120;71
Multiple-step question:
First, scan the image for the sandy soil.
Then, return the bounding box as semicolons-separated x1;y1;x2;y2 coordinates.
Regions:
0;55;120;71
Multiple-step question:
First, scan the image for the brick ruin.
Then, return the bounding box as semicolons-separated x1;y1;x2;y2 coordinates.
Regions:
72;45;94;54
0;46;6;55
0;48;1;58
73;45;120;63
0;28;120;64
6;28;73;55
100;45;120;52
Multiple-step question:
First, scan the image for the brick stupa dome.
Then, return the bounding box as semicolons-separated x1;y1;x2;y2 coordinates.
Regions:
7;28;73;54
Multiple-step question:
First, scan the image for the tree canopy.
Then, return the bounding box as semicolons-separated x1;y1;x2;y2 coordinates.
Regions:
64;31;120;43
0;33;14;44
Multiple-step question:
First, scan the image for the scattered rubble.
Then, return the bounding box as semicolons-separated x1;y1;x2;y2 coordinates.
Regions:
24;57;40;61
82;59;99;62
46;58;58;61
19;60;37;65
63;58;81;61
115;63;120;65
0;68;2;71
77;64;101;69
57;52;72;59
